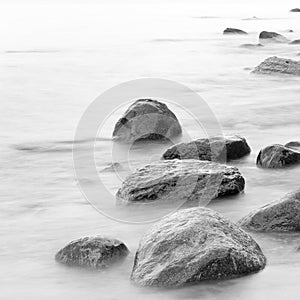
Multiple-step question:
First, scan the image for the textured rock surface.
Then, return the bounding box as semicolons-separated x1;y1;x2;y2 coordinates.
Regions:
238;190;300;232
162;135;251;162
256;143;300;168
131;207;266;287
259;31;289;43
112;99;182;143
223;28;247;35
55;236;129;268
252;56;300;76
116;160;245;205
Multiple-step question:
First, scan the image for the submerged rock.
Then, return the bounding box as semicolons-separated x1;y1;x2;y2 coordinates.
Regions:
223;28;247;35
238;190;300;232
290;39;300;45
252;56;300;76
112;99;182;143
55;236;129;268
116;159;245;205
240;43;263;48
162;135;251;162
131;207;266;287
256;143;300;168
259;31;289;43
290;8;300;12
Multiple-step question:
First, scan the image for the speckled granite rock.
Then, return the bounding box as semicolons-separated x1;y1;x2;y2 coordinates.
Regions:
55;236;129;268
238;190;300;232
252;57;300;76
162;135;251;162
116;160;245;205
256;143;300;168
223;28;247;35
112;99;182;143
131;207;266;287
259;31;289;43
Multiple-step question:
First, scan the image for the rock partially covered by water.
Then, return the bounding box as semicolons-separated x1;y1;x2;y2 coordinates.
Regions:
240;43;263;48
238;190;300;232
290;8;300;12
290;39;300;45
112;99;182;143
162;135;251;162
259;31;289;43
55;236;129;268
223;28;247;35
285;141;300;151
116;160;245;205
256;143;300;168
131;207;266;287
252;56;300;76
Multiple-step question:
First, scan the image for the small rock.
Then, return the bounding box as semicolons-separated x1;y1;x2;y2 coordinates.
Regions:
131;207;266;287
256;143;300;168
240;43;263;48
290;8;300;12
252;56;300;76
55;236;129;268
100;162;123;172
285;141;300;151
290;39;300;45
162;135;251;162
112;99;182;143
238;190;300;232
223;28;248;35
116;159;245;205
259;31;289;43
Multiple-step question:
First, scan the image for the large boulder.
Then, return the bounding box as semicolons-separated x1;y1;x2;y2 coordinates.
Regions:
162;135;251;162
238;190;300;232
112;99;182;143
252;56;300;76
116;160;245;205
223;28;247;35
256;143;300;168
131;207;266;287
259;31;289;43
55;236;129;268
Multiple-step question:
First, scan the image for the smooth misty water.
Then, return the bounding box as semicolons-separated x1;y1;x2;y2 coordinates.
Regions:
1;0;300;299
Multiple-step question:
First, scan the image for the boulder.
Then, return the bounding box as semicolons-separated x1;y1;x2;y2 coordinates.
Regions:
55;236;129;268
290;8;300;12
116;159;245;205
256;143;300;168
252;56;300;76
238;190;300;232
259;31;289;43
223;28;248;35
112;99;182;143
162;135;251;162
131;207;266;287
290;39;300;45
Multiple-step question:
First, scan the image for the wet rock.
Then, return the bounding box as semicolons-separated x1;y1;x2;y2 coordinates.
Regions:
238;190;300;232
116;159;245;205
55;236;129;268
259;31;289;43
112;99;182;143
256;143;300;168
223;28;248;35
162;135;251;162
290;39;300;45
240;43;263;48
290;8;300;12
131;207;266;287
252;56;300;76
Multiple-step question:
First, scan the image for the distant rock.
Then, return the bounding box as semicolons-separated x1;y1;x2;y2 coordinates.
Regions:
240;43;263;48
259;31;289;43
116;160;245;205
290;39;300;45
252;56;300;76
223;28;248;35
112;99;182;143
256;143;300;168
238;190;300;232
290;8;300;12
162;135;251;162
100;162;123;172
131;207;266;287
55;236;129;268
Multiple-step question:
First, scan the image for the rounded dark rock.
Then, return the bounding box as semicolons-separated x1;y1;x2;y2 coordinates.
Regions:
223;28;248;35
